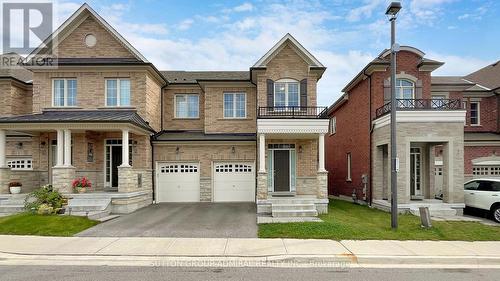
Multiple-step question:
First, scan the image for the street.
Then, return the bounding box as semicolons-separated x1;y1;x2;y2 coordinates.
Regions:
1;266;500;281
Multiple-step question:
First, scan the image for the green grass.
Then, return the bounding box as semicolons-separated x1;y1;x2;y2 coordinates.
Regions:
259;200;500;241
0;213;99;236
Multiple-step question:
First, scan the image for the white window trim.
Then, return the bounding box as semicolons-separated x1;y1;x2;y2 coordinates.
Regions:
274;79;300;107
470;101;481;126
463;100;468;126
174;94;199;119
7;157;33;171
105;78;131;107
223;92;247;119
346;153;352;182
52;78;77;107
329;116;336;135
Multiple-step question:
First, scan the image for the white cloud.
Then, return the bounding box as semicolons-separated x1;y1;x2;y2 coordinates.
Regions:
233;3;254;12
346;0;384;22
408;0;456;25
177;19;194;31
427;52;490;76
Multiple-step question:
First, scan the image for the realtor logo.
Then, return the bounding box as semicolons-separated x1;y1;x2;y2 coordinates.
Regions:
1;1;53;55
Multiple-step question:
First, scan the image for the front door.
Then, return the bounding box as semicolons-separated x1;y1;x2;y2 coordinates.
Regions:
273;150;290;192
410;147;422;198
111;146;122;188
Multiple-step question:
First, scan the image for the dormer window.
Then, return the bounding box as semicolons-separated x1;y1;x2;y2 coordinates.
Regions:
53;79;77;107
274;79;300;107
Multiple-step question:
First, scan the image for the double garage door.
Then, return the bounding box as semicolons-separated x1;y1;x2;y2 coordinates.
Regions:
156;162;255;203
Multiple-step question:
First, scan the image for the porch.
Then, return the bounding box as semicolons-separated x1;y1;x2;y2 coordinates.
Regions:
256;109;330;216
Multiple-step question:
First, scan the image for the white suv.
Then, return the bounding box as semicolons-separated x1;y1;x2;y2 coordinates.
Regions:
464;178;500;223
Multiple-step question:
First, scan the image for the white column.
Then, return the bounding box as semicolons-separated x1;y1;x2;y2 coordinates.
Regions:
258;133;266;173
56;129;64;167
0;130;6;168
318;133;326;172
63;129;72;167
121;129;130;167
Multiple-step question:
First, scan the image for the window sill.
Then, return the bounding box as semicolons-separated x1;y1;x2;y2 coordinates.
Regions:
218;117;253;121
173;117;200;120
470;124;482;127
98;106;136;110
346;179;352;182
46;107;82;110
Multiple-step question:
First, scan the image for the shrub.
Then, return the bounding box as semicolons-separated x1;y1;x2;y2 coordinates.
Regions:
25;185;64;214
8;181;22;187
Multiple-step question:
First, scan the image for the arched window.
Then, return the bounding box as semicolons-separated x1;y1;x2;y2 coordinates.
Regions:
274;79;300;107
395;79;415;100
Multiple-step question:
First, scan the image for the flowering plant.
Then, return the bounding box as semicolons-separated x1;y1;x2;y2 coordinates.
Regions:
72;177;92;192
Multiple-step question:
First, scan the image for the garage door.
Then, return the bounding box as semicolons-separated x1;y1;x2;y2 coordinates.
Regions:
213;162;255;202
157;163;199;202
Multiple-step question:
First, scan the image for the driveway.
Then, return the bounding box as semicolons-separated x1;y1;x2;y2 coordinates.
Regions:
76;203;257;238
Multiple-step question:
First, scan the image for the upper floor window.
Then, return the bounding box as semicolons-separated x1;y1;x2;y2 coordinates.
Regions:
53;79;77;107
175;94;199;118
275;79;299;107
224;92;246;118
395;79;414;99
470;101;480;126
329;116;336;134
106;79;131;107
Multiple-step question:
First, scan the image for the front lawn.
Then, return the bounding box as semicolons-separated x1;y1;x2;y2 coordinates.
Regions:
259;200;500;241
0;213;99;236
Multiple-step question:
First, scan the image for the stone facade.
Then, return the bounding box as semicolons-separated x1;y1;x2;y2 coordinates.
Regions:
256;172;268;200
0;167;11;194
52;166;76;193
200;177;211;202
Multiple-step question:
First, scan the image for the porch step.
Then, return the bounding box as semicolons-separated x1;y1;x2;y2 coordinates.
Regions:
67;198;111;212
257;216;323;224
0;205;25;213
410;207;458;217
272;209;318;217
267;198;318;205
70;210;111;220
271;203;316;211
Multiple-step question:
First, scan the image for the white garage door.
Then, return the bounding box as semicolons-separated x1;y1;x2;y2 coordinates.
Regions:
157;163;199;202
213;162;255;202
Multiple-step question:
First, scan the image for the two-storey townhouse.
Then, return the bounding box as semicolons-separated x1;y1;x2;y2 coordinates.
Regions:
0;4;330;217
326;46;468;214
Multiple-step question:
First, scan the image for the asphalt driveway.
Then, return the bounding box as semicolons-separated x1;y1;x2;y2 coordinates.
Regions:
76;203;257;238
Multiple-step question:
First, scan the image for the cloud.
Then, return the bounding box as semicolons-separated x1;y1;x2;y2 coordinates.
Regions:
177;19;194;31
427;52;491;76
458;3;489;21
408;0;456;25
233;3;254;12
346;0;384;22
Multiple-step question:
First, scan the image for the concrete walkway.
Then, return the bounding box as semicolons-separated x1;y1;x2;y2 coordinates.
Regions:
1;235;500;267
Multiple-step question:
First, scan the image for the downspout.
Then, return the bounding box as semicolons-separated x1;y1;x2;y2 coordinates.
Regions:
153;82;168;203
365;69;373;206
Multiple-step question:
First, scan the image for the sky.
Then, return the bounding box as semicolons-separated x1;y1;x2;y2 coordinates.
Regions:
48;0;500;105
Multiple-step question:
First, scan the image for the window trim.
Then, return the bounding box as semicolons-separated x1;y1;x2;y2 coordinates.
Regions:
52;78;77;107
105;78;131;107
329;116;336;135
223;92;247;119
470;101;480;126
174;94;200;119
274;79;300;107
346;152;352;182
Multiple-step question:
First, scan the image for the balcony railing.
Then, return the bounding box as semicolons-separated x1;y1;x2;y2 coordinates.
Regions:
258;106;329;119
375;99;463;118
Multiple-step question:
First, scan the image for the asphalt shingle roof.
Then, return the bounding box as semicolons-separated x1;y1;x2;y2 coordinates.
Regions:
464;61;500;90
431;76;472;85
0;110;154;132
153;130;256;141
161;71;250;84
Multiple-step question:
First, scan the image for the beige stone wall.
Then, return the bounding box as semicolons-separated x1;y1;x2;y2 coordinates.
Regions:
55;16;134;58
162;86;204;131
255;44;319;108
372;121;464;203
204;86;257;134
145;74;162;131
0;81;32;117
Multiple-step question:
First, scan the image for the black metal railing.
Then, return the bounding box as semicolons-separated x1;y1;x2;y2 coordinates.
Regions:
258;106;329;119
375;99;463;118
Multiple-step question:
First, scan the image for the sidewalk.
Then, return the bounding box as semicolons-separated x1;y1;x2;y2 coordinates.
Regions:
1;235;500;268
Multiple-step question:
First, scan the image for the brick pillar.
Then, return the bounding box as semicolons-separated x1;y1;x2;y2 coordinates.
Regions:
256;172;267;200
317;171;328;199
118;166;136;193
52;166;76;193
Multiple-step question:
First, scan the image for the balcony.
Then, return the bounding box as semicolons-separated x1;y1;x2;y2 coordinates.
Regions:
375;99;463;119
258;106;329;119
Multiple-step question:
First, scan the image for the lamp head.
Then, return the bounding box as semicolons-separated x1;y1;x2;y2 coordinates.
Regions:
385;2;402;17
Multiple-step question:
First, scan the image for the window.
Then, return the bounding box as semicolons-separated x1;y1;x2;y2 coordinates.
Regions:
274;80;300;107
432;94;447;108
106;79;131;107
53;79;77;106
7;158;33;170
464;181;479;190
470;102;480;125
224;93;246;118
346;153;352;181
396;79;414;108
329;116;336;134
473;166;500;176
175;94;199;118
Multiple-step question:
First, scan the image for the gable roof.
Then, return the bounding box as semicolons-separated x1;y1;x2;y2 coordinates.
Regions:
464;61;500;91
28;3;148;62
252;33;324;68
0;53;33;83
161;71;250;84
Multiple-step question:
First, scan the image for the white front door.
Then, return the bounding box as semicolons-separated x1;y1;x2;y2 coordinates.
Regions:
410;147;423;198
213;162;255;202
157;163;200;202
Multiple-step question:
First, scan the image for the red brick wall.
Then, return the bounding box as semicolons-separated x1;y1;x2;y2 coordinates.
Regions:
464;146;500;175
463;95;498;132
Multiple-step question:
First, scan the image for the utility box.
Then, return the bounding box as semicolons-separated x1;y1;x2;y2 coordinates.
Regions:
419;207;432;228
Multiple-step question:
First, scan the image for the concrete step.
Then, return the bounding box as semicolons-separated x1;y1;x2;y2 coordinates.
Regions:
67;198;111;212
0;205;25;213
70;210;110;220
257;216;323;224
272;209;318;217
0;199;26;206
271;203;316;211
267;199;317;205
97;214;120;222
410;208;458;217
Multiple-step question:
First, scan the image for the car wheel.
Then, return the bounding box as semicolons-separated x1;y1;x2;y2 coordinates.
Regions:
492;206;500;223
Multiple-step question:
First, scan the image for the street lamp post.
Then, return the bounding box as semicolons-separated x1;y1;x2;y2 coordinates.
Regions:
385;1;401;230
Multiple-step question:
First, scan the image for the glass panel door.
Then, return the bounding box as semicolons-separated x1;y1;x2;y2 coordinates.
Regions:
410;147;422;197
